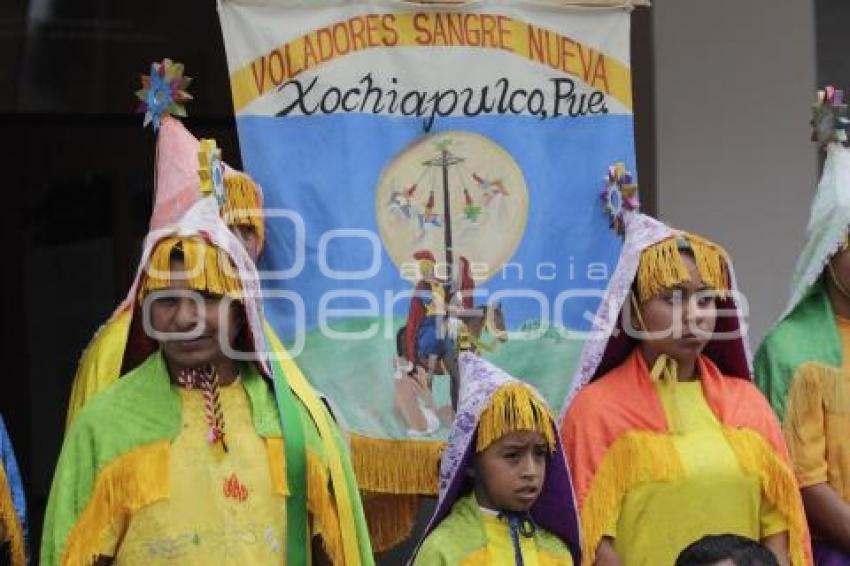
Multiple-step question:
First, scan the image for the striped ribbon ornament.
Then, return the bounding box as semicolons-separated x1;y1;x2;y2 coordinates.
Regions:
176;365;229;452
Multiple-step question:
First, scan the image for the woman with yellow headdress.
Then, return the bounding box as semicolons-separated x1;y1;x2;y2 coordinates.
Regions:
560;212;811;566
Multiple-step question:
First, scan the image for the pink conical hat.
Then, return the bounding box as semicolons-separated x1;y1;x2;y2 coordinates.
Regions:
150;116;241;231
150;116;238;230
149;116;204;231
115;116;240;317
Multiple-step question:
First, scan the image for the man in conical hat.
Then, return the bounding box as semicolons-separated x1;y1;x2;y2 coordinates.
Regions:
44;110;373;564
64;116;265;425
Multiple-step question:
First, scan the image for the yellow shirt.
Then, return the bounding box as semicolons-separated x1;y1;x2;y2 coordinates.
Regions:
415;493;574;566
101;380;286;565
783;315;850;498
480;507;540;566
610;379;787;565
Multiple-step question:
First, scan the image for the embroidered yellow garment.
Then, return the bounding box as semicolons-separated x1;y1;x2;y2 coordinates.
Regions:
784;315;850;495
608;380;787;565
98;381;286;565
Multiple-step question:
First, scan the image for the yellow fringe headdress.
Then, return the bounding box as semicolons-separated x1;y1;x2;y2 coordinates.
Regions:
140;236;243;298
221;174;265;250
475;382;556;453
636;232;731;303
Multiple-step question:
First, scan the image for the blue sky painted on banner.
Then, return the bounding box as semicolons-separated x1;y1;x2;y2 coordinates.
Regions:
238;112;635;339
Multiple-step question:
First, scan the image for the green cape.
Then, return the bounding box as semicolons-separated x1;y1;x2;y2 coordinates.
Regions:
755;278;842;420
755;145;850;419
41;351;372;565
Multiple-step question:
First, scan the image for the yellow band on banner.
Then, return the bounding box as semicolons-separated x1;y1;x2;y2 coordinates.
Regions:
230;12;632;113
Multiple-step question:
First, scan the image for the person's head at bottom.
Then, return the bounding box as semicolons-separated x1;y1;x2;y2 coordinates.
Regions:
676;534;780;566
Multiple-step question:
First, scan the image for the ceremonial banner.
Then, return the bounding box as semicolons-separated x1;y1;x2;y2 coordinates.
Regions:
219;0;638;541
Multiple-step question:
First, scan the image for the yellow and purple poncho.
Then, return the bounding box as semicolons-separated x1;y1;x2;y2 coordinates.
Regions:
412;353;580;565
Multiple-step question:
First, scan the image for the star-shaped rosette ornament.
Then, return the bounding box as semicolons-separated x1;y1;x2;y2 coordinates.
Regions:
812;86;850;149
198;138;225;206
135;58;193;131
601;162;639;235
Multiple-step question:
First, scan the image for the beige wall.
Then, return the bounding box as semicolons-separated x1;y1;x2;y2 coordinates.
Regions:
652;0;817;348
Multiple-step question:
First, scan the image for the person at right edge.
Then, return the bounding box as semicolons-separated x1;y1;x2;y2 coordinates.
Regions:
756;87;850;565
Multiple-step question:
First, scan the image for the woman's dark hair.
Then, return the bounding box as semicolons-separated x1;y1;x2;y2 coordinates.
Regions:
675;534;779;566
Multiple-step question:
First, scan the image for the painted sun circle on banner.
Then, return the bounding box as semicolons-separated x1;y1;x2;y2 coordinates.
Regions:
376;131;529;284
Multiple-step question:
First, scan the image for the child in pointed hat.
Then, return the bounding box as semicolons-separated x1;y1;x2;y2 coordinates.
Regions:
412;352;580;565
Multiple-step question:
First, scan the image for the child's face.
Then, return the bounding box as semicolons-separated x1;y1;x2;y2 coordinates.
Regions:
473;430;548;513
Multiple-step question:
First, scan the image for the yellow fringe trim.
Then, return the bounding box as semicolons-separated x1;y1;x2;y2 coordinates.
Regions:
636;233;731;303
140;236;242;299
349;435;442;557
476;383;556;453
0;464;25;566
362;492;421;554
579;432;684;565
723;427;812;566
306;449;345;566
350;434;444;495
222;174;265;250
265;437;289;497
62;441;170;566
